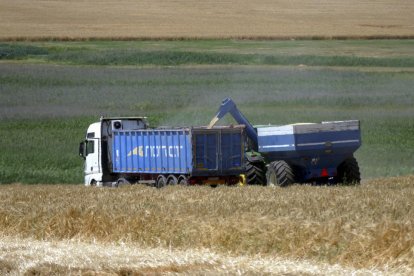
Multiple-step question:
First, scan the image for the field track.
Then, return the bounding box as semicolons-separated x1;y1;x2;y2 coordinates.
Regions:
1;0;413;40
0;236;401;275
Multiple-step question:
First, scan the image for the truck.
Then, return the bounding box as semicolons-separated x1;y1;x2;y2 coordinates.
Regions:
208;98;361;186
79;116;246;187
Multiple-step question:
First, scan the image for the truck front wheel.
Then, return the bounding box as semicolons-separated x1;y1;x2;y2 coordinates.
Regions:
266;161;295;187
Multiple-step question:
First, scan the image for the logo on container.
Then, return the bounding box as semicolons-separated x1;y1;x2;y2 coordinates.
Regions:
127;146;184;158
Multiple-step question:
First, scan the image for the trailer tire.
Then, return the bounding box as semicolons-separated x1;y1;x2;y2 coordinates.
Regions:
337;157;361;185
266;160;295;187
156;175;167;188
245;160;266;185
167;175;178;185
178;175;188;185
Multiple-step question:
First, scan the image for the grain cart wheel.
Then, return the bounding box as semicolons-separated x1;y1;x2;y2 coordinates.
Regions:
167;175;178;185
337;157;361;185
245;160;266;185
266;161;295;187
178;175;188;185
156;175;167;188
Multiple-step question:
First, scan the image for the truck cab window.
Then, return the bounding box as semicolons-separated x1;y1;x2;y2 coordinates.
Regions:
86;140;95;155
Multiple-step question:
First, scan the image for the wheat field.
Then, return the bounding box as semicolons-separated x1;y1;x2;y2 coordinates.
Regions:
1;0;413;40
0;236;403;275
1;176;413;274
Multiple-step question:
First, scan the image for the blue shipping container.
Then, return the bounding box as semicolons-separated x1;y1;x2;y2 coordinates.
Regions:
112;127;244;176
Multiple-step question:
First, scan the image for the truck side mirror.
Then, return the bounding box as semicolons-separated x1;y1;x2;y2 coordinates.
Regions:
79;142;86;159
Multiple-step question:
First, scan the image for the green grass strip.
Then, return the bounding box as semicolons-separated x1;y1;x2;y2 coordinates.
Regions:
1;43;413;67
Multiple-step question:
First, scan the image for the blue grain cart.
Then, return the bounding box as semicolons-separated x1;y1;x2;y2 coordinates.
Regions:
208;98;362;186
256;121;361;185
79;117;245;187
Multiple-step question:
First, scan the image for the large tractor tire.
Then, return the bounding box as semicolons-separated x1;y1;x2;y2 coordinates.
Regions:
266;160;295;187
337;156;361;185
245;160;266;185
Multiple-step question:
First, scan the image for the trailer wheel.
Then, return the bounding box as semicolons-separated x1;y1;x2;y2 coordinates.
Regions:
245;160;266;185
337;157;361;185
178;175;188;185
167;175;178;185
266;161;295;187
156;175;167;188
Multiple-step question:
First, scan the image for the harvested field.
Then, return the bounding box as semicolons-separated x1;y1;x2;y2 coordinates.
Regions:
0;0;413;40
1;176;413;273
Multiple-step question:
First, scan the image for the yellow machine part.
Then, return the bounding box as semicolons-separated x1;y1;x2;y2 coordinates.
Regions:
238;174;246;186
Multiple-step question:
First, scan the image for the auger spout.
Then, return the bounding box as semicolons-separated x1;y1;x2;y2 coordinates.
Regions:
208;98;258;147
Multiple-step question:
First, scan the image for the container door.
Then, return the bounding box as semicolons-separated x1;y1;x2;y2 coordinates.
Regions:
194;132;218;171
220;131;243;172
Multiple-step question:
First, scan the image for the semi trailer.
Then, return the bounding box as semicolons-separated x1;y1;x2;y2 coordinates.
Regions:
208;98;361;186
79;117;245;187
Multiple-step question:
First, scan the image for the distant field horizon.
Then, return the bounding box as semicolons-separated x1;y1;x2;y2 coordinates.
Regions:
0;0;413;40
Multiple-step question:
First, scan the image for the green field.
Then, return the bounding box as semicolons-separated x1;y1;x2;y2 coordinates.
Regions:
2;40;414;66
0;40;413;184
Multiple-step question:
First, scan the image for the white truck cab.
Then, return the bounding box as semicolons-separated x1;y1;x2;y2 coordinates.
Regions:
79;116;148;186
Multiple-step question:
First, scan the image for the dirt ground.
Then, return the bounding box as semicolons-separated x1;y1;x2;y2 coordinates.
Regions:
1;236;405;275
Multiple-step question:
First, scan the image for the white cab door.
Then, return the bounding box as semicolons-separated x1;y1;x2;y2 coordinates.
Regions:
85;139;100;175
